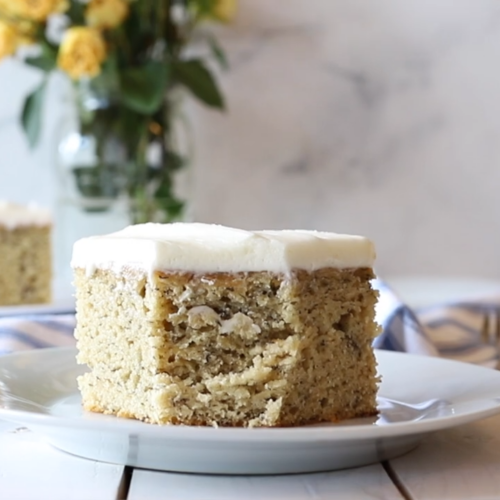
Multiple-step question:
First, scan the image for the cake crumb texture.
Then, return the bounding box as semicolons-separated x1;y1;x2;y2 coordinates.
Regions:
75;266;379;427
0;225;51;306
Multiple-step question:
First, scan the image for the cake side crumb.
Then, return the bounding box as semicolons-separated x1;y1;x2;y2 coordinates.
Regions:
75;266;379;427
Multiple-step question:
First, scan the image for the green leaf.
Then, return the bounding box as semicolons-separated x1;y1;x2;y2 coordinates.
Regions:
120;62;169;115
24;54;54;72
188;0;213;17
114;107;148;154
21;80;47;149
165;151;186;171
24;41;58;72
91;53;120;95
172;59;224;110
207;35;229;70
156;193;185;221
154;175;172;198
66;1;85;24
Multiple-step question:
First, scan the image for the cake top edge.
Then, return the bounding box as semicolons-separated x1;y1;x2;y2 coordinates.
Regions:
0;201;52;229
71;222;376;273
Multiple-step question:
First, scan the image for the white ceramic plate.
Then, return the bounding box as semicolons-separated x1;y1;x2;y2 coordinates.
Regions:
1;348;500;475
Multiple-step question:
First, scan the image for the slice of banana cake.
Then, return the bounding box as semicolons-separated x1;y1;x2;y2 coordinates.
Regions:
0;201;52;306
72;223;379;427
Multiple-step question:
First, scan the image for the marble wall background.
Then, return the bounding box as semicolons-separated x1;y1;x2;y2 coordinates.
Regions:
2;0;500;281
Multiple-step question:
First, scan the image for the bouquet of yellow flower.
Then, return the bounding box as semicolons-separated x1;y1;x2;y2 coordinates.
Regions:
0;0;235;222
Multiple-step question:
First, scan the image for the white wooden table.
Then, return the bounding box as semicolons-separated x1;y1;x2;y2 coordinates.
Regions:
2;413;500;500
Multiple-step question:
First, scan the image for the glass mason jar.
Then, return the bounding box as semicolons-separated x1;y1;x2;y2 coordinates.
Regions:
55;79;193;282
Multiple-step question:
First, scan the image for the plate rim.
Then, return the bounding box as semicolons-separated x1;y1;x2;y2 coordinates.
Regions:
1;346;500;443
0;300;75;317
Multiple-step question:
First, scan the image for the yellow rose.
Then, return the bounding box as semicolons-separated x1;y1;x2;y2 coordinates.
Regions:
56;0;70;13
6;18;37;46
0;21;17;60
2;0;65;21
85;0;129;30
211;0;237;23
57;27;106;80
0;0;16;16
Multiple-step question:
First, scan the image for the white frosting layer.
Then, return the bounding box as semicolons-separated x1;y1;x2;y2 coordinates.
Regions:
72;223;376;275
0;201;52;229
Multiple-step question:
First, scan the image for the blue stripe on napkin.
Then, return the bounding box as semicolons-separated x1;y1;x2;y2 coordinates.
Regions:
374;279;500;367
0;314;76;355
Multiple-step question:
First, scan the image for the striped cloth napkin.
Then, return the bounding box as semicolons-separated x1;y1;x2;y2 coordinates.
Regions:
0;280;498;367
0;314;76;355
373;280;500;368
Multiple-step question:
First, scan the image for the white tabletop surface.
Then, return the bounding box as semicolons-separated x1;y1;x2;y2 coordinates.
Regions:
2;412;500;499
